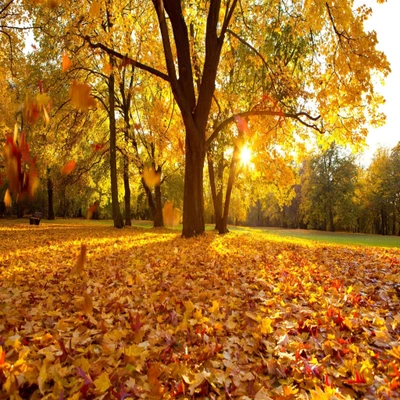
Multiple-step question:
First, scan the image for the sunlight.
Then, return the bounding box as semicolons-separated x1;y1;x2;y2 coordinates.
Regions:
240;146;252;165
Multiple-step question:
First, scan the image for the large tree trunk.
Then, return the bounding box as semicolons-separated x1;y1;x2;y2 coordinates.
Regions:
109;70;124;229
329;208;335;232
47;175;55;220
182;128;205;237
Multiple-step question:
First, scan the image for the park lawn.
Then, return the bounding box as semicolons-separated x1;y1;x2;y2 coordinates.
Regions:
231;226;400;249
0;220;399;399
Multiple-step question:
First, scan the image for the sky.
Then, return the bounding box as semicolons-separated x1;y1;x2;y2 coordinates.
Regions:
358;0;400;163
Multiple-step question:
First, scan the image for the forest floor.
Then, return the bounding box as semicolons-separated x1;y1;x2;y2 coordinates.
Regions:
0;220;399;399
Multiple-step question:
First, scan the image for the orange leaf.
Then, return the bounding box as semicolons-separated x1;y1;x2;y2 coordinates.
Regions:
89;1;101;17
163;201;180;228
62;53;72;72
74;244;87;274
70;81;96;111
61;160;76;175
4;189;12;208
87;202;99;219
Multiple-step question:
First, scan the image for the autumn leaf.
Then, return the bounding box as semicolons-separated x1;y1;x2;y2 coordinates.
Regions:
142;166;161;189
93;371;111;393
61;160;76;175
69;81;96;111
87;202;99;219
89;1;101;17
62;53;72;72
74;244;87;274
4;189;12;208
163;200;180;228
83;292;93;315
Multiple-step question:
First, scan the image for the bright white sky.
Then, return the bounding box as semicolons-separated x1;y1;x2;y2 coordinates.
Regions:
357;0;400;163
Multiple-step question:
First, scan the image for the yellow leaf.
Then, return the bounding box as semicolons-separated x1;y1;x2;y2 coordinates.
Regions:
93;371;111;393
209;300;220;315
142;166;161;189
4;189;11;208
70;81;96;111
260;318;273;335
38;363;48;394
89;1;101;17
184;300;194;317
83;292;93;315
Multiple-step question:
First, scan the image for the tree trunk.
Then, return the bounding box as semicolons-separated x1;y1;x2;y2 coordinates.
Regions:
154;183;164;227
47;175;55;220
123;157;131;226
182;128;205;237
207;151;223;232
329;208;335;232
109;70;124;229
220;146;240;234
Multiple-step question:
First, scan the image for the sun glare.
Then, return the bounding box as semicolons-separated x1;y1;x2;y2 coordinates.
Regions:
240;146;252;165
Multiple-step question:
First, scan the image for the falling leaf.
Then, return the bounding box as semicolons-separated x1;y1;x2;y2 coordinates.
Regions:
69;81;96;111
142;166;161;189
46;0;61;9
89;1;101;17
83;292;93;315
74;244;87;274
61;160;76;175
4;189;12;208
102;63;112;75
62;53;72;72
163;200;180;228
87;201;99;219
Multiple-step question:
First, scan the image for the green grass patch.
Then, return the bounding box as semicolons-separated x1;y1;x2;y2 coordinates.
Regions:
230;225;400;248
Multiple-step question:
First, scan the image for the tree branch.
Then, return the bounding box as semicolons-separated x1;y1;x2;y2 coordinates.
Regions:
206;110;322;147
84;35;170;82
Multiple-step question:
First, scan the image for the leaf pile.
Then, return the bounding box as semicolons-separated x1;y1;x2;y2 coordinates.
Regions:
0;223;399;399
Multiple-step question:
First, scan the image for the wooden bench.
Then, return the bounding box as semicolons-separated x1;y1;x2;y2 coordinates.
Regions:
29;212;43;225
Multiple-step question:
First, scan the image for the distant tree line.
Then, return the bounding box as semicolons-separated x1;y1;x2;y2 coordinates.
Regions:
245;142;400;235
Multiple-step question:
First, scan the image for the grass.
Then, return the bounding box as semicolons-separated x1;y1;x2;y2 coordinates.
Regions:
230;225;400;248
2;217;400;248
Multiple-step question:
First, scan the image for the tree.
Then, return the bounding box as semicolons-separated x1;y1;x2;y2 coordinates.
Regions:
20;0;391;237
300;144;358;232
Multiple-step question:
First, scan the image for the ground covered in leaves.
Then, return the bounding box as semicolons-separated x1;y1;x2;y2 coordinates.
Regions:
0;222;399;399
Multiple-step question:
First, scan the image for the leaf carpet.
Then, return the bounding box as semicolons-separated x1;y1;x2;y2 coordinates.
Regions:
0;223;399;399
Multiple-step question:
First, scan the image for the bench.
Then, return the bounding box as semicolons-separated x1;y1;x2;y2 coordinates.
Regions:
29;212;42;225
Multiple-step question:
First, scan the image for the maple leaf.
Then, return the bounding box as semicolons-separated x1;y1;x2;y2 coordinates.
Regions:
142;166;161;189
87;201;99;219
94;371;112;393
62;53;72;72
70;81;96;111
61;160;76;175
163;201;180;228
